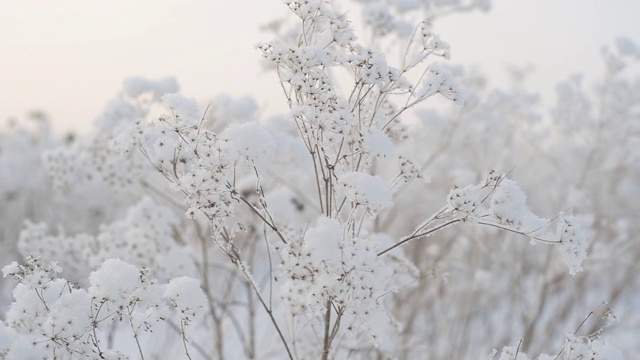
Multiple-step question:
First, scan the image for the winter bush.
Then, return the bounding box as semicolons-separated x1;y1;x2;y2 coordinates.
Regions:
1;0;639;359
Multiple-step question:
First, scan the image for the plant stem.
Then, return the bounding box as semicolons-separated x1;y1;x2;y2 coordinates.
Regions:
321;300;333;360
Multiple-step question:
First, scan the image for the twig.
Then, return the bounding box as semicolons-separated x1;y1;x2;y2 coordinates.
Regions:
378;219;461;256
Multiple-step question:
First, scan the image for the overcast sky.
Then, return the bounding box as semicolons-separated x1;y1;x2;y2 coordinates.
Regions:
1;0;639;134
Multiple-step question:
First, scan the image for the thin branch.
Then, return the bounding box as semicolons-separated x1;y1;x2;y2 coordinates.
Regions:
476;220;560;244
234;192;288;245
378;219;462;256
234;261;295;360
166;320;211;360
321;300;333;360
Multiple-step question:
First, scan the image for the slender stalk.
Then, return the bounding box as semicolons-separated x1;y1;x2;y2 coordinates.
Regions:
166;320;210;360
321;300;333;360
180;320;193;360
236;194;288;244
476;221;559;244
235;261;294;360
378;219;461;256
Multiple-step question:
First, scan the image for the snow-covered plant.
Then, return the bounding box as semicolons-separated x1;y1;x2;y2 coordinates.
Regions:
1;0;638;359
17;197;198;285
111;1;587;357
490;304;622;360
1;256;206;359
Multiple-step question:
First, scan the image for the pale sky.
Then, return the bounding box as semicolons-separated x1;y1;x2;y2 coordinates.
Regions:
1;0;639;134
